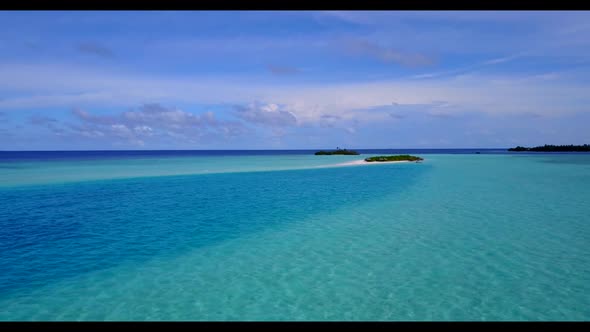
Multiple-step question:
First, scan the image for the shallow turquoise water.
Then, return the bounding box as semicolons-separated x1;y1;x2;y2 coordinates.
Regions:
0;154;364;187
1;153;589;320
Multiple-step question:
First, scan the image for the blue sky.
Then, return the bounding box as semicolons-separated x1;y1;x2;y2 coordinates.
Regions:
1;11;590;150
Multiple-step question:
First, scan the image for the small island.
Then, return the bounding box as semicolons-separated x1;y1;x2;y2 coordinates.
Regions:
315;148;360;155
364;155;423;162
508;144;590;152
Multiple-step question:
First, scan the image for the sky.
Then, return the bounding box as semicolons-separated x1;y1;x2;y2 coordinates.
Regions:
1;10;590;150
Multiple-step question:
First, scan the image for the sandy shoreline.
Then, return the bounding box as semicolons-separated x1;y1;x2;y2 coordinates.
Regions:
321;159;417;168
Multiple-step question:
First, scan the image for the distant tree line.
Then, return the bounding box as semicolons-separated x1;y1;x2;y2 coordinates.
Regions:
508;144;590;152
315;148;360;155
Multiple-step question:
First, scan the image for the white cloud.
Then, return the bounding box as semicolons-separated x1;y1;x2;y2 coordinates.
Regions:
483;54;523;65
134;125;153;135
234;102;298;127
61;103;246;147
1;62;590;128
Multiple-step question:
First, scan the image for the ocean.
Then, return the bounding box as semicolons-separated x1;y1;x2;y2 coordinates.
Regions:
0;149;589;320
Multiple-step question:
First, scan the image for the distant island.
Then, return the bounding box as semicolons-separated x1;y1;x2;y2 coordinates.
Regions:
508;144;590;152
364;155;423;162
315;148;360;155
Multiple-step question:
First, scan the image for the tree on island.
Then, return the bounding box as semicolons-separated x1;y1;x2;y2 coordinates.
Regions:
364;155;423;162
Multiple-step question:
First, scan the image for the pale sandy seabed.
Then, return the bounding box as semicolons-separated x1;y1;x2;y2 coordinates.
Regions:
321;159;418;168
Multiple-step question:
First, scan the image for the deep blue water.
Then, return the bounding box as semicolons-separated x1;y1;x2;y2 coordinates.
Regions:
0;165;424;296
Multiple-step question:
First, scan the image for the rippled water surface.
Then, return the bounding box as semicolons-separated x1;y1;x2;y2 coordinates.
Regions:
1;152;589;320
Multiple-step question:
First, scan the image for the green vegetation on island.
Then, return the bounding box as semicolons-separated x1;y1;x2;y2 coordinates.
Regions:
508;144;590;152
315;148;360;155
364;155;424;162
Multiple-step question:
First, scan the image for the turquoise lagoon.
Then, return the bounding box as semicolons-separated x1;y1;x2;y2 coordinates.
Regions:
0;151;589;320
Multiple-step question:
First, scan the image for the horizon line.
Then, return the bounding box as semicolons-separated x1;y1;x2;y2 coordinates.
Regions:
0;148;512;152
